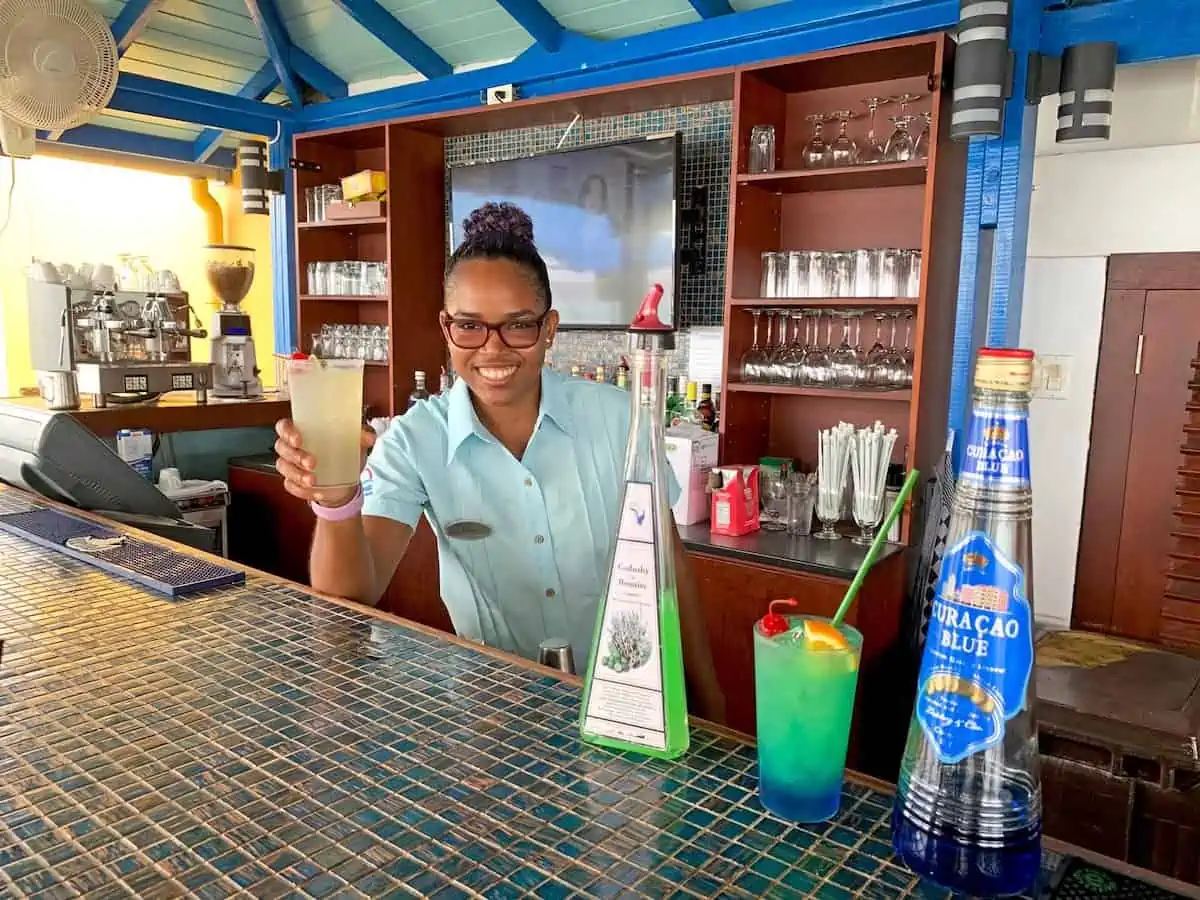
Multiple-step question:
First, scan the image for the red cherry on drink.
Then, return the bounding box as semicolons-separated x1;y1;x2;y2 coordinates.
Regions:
759;598;798;637
290;352;309;360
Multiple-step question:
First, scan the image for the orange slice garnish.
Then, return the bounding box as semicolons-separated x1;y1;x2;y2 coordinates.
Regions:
803;620;850;651
803;621;858;671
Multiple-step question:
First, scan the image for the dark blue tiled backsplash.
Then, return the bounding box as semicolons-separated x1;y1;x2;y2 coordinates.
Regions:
445;101;734;372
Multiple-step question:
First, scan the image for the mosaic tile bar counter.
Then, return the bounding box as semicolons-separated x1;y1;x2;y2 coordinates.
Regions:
0;490;1188;899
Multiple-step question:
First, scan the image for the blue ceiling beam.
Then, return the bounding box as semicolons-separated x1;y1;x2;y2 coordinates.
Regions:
111;71;293;135
329;0;453;79
1041;0;1200;64
301;0;958;130
290;46;348;100
687;0;734;17
192;61;279;163
110;0;167;55
494;0;564;52
38;124;236;169
244;0;305;107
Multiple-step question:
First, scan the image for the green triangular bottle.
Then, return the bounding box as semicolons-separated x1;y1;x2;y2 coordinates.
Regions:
579;285;689;759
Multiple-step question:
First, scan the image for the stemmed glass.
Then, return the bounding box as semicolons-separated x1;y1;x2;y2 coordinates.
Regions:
759;310;778;382
864;314;891;389
804;311;833;387
885;116;916;162
780;311;806;384
739;308;768;382
886;93;923;162
830;311;860;388
801;114;832;169
901;311;915;386
828;111;858;167
859;97;890;164
913;112;933;160
880;313;908;388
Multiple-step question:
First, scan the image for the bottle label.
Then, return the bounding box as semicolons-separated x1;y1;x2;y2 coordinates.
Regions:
916;530;1034;764
582;481;667;751
960;406;1030;488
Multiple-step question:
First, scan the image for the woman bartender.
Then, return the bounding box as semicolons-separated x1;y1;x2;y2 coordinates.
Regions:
274;202;725;722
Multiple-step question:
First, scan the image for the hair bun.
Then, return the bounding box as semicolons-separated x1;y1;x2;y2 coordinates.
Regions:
462;201;535;246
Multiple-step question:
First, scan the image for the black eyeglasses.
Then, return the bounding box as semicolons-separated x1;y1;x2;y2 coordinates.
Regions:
440;311;548;350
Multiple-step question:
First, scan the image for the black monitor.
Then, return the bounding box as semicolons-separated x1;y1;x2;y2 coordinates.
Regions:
0;403;217;552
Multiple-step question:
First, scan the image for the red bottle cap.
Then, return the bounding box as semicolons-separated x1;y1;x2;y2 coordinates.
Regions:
758;598;798;637
978;347;1034;360
629;284;671;332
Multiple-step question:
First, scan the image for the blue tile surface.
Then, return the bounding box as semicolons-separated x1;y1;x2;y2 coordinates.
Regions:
0;489;1185;898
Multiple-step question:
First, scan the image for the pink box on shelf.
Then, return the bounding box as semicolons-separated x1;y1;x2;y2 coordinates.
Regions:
709;465;760;537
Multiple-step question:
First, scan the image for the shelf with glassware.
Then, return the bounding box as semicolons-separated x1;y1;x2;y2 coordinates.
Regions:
720;35;964;544
293;123;447;416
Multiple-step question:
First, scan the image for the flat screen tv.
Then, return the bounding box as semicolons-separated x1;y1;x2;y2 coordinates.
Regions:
449;134;680;329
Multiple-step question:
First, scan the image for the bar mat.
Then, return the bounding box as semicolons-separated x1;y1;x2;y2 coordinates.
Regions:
0;508;244;597
1047;858;1190;899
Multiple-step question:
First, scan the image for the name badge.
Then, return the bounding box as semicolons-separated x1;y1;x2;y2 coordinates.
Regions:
445;520;492;541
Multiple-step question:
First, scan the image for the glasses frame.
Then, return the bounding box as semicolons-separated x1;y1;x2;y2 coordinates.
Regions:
440;310;550;350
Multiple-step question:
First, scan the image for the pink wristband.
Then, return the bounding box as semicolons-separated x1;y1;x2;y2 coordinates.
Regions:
310;485;364;520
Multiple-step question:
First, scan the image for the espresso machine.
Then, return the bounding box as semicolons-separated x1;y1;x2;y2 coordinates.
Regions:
28;281;212;408
204;244;264;398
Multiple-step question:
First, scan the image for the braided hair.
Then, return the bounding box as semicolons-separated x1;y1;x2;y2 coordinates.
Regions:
445;202;552;310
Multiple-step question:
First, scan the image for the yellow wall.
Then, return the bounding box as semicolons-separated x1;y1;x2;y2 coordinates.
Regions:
0;155;275;395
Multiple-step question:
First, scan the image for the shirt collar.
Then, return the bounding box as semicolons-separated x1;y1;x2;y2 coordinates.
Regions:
446;369;574;464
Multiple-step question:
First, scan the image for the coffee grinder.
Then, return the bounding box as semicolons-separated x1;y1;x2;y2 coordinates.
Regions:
204;243;264;398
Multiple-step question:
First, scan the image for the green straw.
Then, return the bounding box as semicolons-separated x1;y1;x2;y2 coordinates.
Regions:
831;468;921;629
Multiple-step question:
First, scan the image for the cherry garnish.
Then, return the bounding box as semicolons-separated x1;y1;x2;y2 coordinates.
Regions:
759;598;798;637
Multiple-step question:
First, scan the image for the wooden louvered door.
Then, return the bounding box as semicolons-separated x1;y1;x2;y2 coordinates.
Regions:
1075;254;1200;649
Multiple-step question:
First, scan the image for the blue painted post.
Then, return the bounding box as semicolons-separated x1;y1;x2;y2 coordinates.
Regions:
947;0;1043;471
947;137;989;474
985;0;1042;349
269;124;298;356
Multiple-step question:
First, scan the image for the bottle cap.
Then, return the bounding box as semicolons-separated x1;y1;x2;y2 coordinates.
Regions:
974;347;1034;392
629;284;670;332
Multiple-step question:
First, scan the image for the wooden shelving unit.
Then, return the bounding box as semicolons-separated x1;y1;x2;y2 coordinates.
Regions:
719;34;966;541
292;124;447;417
728;296;917;308
297;217;388;230
725;384;913;401
735;159;927;193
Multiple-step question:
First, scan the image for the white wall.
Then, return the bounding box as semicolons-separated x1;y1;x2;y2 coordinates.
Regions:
1021;257;1106;627
1021;56;1200;627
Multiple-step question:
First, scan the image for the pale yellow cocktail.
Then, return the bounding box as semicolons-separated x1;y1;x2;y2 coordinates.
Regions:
287;358;364;487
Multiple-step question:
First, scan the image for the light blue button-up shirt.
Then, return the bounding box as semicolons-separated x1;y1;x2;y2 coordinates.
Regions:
361;368;679;665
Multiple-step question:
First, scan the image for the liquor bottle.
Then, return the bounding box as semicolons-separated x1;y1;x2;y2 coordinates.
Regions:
438;366;451;394
671;381;698;428
892;348;1041;898
616;368;628;391
596;365;608;385
570;365;582;380
580;284;689;760
408;371;430;408
696;383;716;432
664;376;684;427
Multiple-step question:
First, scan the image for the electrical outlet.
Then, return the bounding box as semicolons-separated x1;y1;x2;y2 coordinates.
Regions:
1032;354;1072;400
485;84;517;105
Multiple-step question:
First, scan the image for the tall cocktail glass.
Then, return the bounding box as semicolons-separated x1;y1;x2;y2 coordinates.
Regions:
287;358;364;488
754;615;863;822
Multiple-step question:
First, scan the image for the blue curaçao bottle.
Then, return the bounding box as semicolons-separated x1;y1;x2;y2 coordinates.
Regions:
892;348;1042;897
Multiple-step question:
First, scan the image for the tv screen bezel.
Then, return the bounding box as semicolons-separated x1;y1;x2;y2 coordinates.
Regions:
446;132;683;331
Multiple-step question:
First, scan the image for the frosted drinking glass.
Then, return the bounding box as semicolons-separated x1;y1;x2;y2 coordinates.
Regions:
288;358;364;488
